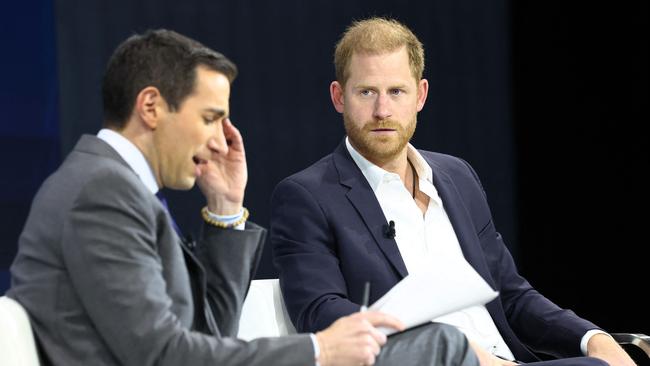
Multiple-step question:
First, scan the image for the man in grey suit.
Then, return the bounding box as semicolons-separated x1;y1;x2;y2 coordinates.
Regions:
8;29;479;366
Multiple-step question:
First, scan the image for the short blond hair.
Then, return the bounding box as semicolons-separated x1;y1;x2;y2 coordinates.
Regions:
334;17;424;86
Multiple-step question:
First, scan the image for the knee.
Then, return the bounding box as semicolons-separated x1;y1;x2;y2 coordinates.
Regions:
379;322;477;366
583;357;610;366
391;322;466;348
427;322;467;344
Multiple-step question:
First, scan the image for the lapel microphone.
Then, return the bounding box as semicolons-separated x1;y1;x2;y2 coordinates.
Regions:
383;220;396;239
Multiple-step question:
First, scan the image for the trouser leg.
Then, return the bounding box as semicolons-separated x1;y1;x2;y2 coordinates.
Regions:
523;357;609;365
376;322;479;366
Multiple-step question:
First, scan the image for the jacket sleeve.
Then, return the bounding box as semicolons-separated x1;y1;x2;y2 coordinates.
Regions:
457;158;599;358
271;178;360;333
194;221;266;337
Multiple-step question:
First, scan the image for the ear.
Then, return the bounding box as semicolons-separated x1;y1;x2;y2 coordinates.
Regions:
330;81;345;114
134;86;164;130
416;79;429;112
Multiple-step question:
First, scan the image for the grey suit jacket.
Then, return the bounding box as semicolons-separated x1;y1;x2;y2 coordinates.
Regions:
8;135;313;366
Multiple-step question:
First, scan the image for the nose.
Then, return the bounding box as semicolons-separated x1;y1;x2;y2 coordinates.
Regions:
373;93;392;120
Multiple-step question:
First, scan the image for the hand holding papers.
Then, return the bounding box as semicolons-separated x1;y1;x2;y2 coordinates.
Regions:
369;258;498;335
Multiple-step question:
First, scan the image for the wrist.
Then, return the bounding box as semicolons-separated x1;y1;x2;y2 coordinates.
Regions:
201;206;248;229
585;332;614;355
315;331;329;366
206;198;242;216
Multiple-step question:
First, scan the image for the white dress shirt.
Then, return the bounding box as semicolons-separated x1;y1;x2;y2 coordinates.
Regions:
346;138;516;359
98;129;159;194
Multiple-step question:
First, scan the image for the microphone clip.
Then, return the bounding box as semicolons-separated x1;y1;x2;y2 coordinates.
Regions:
383;220;396;239
182;234;196;250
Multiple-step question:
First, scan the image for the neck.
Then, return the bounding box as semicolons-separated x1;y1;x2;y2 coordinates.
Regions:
119;121;162;188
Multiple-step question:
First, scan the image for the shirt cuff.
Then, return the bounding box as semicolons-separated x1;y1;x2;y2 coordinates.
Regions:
310;333;320;366
205;207;245;230
580;329;610;355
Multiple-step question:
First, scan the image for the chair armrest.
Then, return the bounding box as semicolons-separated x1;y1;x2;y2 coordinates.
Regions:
0;296;41;366
611;333;650;358
238;279;296;340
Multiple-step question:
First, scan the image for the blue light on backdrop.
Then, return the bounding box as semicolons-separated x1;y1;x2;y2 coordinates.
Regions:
0;0;60;294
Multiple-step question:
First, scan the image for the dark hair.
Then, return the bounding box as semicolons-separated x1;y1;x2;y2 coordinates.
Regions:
102;29;237;129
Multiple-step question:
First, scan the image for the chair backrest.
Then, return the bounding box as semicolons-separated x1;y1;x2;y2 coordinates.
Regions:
0;296;41;366
237;279;296;340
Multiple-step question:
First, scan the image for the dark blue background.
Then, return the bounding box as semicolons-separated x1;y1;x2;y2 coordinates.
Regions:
0;0;60;293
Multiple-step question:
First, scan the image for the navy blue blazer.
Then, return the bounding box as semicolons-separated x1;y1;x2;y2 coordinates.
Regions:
271;141;599;362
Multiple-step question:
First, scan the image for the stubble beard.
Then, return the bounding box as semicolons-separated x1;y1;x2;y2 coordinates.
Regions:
344;113;417;164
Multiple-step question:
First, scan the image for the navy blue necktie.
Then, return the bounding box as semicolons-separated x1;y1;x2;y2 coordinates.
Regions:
156;192;213;331
155;191;182;237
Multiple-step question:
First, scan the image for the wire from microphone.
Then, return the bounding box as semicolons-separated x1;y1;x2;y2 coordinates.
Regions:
383;220;396;239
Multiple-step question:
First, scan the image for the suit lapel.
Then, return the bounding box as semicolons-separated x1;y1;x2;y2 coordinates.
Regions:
422;154;495;287
424;154;537;361
333;142;408;278
178;238;217;335
331;142;493;288
78;136;218;334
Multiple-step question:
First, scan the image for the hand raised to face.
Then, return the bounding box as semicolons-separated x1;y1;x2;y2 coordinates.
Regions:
197;118;248;215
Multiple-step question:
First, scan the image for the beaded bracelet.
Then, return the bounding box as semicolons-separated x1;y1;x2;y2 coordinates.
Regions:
201;206;249;229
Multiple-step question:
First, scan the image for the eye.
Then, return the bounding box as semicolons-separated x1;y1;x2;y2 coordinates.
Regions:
360;89;374;97
203;116;216;125
390;89;404;96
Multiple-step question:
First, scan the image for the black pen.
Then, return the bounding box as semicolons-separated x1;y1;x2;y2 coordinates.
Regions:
360;281;370;312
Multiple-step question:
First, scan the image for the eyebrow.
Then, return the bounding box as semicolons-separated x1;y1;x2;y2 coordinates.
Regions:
204;108;228;118
353;84;409;90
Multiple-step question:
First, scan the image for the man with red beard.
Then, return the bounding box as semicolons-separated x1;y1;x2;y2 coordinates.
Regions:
270;17;634;366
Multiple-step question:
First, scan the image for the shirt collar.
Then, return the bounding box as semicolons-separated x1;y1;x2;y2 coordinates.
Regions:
97;128;159;194
345;136;441;206
345;137;389;191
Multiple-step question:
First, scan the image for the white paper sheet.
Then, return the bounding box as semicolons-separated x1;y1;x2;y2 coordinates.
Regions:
369;258;499;335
